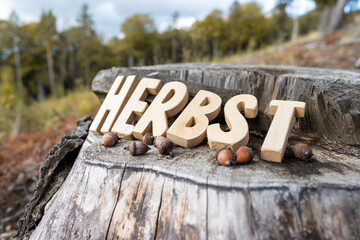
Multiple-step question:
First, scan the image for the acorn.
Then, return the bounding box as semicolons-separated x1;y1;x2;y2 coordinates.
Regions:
216;147;233;166
154;136;168;149
101;132;118;147
292;143;313;160
127;141;150;156
143;133;154;145
158;139;174;155
234;146;254;164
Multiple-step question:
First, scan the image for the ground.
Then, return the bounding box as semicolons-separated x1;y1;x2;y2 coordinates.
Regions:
0;91;100;236
220;31;360;71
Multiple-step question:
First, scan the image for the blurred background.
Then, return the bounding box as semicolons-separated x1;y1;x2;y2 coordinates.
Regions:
0;0;360;236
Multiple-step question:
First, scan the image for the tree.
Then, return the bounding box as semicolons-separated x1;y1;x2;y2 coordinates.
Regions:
315;0;351;35
272;0;294;43
106;37;128;67
121;14;156;66
36;11;58;97
77;4;95;86
192;10;227;59
58;31;68;90
2;12;26;135
228;1;241;54
1;12;25;100
228;2;270;52
297;9;320;36
171;11;179;63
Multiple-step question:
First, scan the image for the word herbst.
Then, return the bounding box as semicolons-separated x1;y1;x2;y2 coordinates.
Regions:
90;76;306;163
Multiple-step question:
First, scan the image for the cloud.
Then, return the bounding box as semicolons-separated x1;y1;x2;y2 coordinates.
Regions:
287;0;316;17
0;0;12;20
176;17;196;29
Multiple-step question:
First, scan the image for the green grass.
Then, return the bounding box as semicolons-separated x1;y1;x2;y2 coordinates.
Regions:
0;89;100;140
22;90;100;131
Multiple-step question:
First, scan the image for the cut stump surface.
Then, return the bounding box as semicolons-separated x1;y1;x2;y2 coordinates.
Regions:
25;64;360;240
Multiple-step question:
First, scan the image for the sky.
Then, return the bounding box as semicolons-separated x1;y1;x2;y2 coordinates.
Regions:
0;0;316;42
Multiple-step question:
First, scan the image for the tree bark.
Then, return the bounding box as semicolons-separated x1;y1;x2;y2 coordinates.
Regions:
19;64;360;240
16;116;93;239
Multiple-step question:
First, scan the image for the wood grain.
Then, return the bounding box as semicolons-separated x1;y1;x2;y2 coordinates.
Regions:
29;132;360;239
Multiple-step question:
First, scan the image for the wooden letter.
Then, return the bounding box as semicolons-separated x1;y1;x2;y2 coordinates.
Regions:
167;90;221;148
261;100;306;163
89;75;139;134
132;81;188;139
111;78;162;139
207;94;258;151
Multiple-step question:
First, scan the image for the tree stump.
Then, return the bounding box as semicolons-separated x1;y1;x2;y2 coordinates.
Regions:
20;64;360;239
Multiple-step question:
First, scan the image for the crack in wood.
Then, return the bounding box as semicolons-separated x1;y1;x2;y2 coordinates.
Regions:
83;159;360;191
153;178;165;240
105;163;127;240
205;176;209;240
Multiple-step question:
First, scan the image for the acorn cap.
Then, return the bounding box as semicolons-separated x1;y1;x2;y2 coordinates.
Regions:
129;141;150;156
107;132;118;140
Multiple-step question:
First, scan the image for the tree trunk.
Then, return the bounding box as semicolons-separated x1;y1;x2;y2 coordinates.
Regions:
291;18;299;43
128;48;134;67
318;5;333;33
36;79;45;101
45;41;56;97
18;64;360;239
318;0;347;36
59;45;68;89
12;35;23;136
12;36;23;99
68;46;76;89
212;39;218;59
326;0;347;35
85;53;91;87
12;111;21;136
139;57;145;66
171;35;177;63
